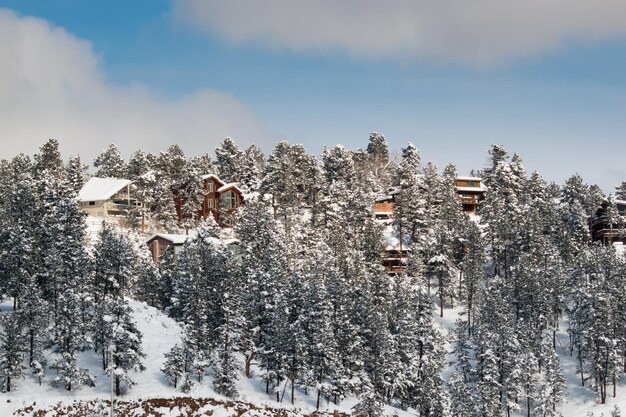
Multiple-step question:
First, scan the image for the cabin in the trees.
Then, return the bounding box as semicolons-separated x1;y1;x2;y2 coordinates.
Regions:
373;187;400;222
373;195;410;273
174;174;244;226
146;233;191;264
77;177;140;221
146;232;241;263
455;176;486;214
590;199;626;245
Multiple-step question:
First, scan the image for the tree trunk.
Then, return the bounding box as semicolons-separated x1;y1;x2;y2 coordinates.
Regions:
316;389;321;411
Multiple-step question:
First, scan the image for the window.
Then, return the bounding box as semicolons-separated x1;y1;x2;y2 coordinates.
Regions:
208;198;214;209
220;191;236;209
468;181;477;187
89;201;95;206
207;181;213;192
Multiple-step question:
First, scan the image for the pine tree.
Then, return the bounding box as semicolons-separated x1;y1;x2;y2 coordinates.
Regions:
131;239;161;307
64;155;88;196
240;144;265;192
215;137;245;183
235;200;288;380
0;180;39;309
162;343;187;388
534;336;565;417
46;199;93;391
0;312;26;392
106;298;145;396
33;139;65;180
616;182;626;200
212;291;243;398
93;144;127;178
352;389;385;417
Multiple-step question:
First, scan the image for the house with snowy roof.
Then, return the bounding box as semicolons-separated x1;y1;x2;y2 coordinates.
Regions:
373;187;401;221
146;232;241;263
173;174;244;227
77;177;140;221
146;233;192;263
455;176;486;214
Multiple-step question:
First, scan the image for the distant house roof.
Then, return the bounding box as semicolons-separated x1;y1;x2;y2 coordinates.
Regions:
201;174;225;186
146;233;193;245
457;176;482;181
77;177;132;202
456;185;487;192
217;183;243;194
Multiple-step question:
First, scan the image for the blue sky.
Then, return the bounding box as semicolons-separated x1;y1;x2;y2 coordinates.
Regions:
1;1;626;191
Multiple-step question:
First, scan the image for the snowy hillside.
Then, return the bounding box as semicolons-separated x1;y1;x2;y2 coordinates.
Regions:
0;300;411;417
3;301;626;417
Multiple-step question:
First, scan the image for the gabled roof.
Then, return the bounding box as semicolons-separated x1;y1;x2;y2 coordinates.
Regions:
146;233;194;245
201;174;225;186
77;177;132;202
217;183;243;194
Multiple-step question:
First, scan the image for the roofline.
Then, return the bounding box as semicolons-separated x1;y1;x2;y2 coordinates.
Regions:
76;177;132;202
201;174;226;186
145;233;190;245
217;183;244;194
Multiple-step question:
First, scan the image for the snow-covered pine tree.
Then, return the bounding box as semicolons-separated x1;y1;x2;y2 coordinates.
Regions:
616;181;626;200
352;388;385;417
93;222;134;302
93;144;127;178
212;290;243;399
0;180;39;310
235;200;288;380
33;139;65;181
130;239;162;308
215;137;246;184
365;132;393;193
534;335;565;417
162;343;187;388
46;198;94;391
240;144;265;192
64;155;88;196
0;312;26;392
260;141;318;229
17;280;48;384
106;298;145;396
393;143;426;246
157;246;178;313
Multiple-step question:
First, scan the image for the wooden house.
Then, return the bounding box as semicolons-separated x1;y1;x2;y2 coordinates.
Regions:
373;187;400;222
174;174;244;227
77;177;140;221
455;176;486;214
146;232;241;263
146;233;191;264
590;199;626;245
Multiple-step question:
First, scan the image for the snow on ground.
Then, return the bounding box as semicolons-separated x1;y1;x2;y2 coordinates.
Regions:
0;300;414;417
433;301;626;417
4;295;626;416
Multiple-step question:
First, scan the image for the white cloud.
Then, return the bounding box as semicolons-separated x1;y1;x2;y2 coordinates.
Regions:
174;0;626;66
0;9;268;163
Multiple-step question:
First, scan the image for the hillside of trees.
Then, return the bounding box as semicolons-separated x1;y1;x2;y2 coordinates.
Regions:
1;136;626;417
